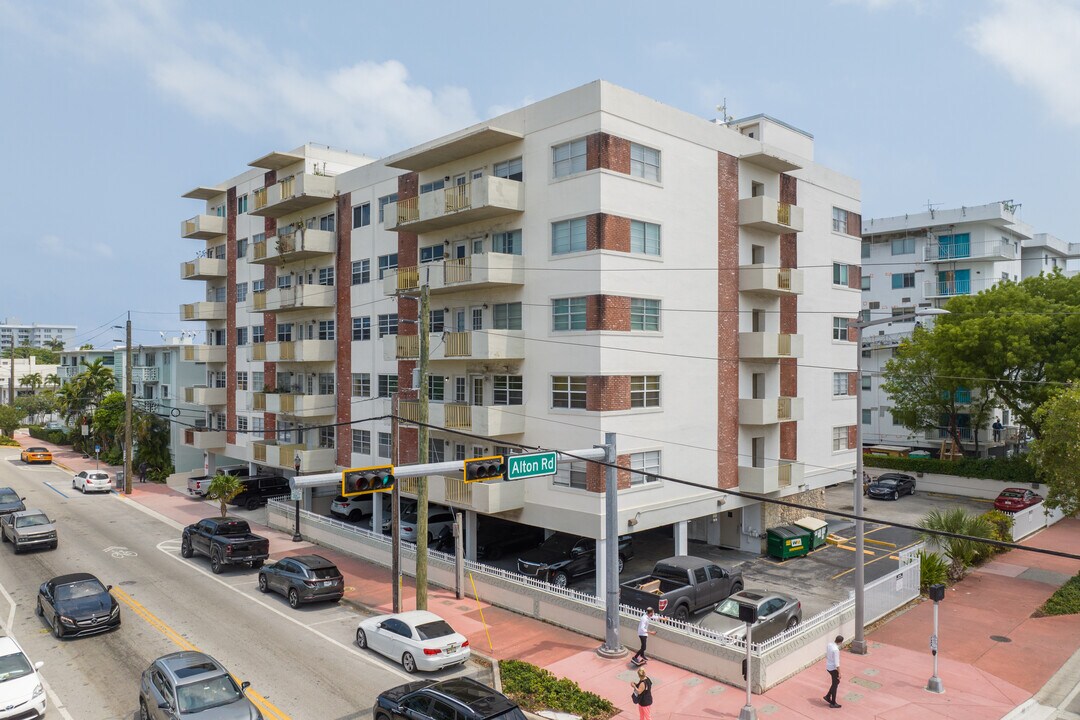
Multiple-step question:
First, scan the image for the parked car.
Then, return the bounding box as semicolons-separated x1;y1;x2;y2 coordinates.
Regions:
139;651;260;720
20;446;52;464
372;500;418;533
1;510;58;553
373;678;526;720
331;493;391;523
0;488;26;517
187;466;251;497
516;532;634;587
866;473;916;501
712;589;802;641
258;554;344;608
434;516;545;560
399;507;456;544
180;517;270;574
72;470;113;494
994;487;1044;513
621;556;744;621
228;475;290;511
356;610;470;673
43;420;65;431
36;573;120;639
0;635;47;719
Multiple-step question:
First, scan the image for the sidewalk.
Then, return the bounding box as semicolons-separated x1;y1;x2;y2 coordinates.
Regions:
14;432;1080;719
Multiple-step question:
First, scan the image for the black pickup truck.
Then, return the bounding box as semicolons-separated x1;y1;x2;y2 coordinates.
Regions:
180;517;270;574
620;556;743;621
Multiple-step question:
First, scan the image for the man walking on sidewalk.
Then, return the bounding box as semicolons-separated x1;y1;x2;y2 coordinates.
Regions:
631;608;655;665
824;635;843;708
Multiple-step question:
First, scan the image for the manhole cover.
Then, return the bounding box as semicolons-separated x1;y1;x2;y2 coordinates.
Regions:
990;635;1012;643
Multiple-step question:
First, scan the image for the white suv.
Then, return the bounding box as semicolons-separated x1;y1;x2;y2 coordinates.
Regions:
330;493;390;523
0;635;47;719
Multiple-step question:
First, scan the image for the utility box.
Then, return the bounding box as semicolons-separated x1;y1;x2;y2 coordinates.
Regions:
766;525;810;560
793;517;828;550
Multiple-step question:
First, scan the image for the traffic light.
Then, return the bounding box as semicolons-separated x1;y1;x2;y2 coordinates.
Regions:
463;455;505;483
342;465;395;497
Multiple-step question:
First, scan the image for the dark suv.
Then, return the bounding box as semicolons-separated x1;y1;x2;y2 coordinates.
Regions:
516;532;634;587
374;677;526;720
229;475;290;511
257;554;344;608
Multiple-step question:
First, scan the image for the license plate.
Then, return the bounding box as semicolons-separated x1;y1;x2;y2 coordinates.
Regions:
321;581;333;587
446;645;457;654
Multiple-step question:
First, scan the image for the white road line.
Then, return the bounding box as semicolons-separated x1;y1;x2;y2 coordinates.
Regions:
306;614;360;627
155;540;415;681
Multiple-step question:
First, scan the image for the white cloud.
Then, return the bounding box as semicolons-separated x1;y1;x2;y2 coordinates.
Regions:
968;0;1080;126
92;242;113;258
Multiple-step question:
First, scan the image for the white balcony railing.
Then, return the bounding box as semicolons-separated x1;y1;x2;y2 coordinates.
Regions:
738;196;804;234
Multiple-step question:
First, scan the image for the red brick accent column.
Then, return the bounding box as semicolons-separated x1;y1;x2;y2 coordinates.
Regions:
225;187;237;444
335;192;353;467
585;213;631;253
395;173;420;465
779;173;799;462
262;171;278;438
717;153;740;489
848;265;861;290
585;453;632;492
585;132;631;174
585;376;631;412
846;211;862;238
585;295;631;331
847;425;858;449
847;372;858;396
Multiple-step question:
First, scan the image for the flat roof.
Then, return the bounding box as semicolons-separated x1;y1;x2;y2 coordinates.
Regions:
249;151;305;171
728;113;814;140
384;126;523;171
181;186;226;200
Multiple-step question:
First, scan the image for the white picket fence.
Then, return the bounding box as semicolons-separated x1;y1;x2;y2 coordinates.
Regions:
1007;502;1065;540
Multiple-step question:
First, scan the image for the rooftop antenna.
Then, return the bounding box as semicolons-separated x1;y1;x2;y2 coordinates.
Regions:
716;98;734;124
926;199;943;220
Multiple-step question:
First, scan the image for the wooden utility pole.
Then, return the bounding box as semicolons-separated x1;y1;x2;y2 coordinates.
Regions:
7;335;14;406
391;396;401;614
415;280;430;610
123;313;133;494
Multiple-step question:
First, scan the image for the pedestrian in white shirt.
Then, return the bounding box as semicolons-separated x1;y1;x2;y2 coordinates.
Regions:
824;635;843;708
631;608;655;664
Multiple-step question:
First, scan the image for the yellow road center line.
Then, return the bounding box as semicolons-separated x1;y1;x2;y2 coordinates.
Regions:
110;588;291;720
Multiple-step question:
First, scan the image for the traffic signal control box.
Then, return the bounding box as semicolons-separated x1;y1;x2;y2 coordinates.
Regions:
463;455;506;483
342;465;395;497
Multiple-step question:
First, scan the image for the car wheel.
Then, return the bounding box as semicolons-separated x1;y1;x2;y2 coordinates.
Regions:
35;599;42;617
355;628;367;649
909;485;916;496
251;560;264;569
139;699;151;720
210;551;223;574
674;605;690;622
246;497;261;512
617;556;625;573
786;616;800;631
551;571;569;588
180;539;193;558
288;589;300;609
347;510;363;523
71;479;76;489
1;531;7;543
730;583;743;596
893;491;900;501
402;652;417;673
53;621;63;639
258;574;269;593
12;541;21;554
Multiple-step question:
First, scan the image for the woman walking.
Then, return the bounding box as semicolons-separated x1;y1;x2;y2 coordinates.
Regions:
632;666;653;720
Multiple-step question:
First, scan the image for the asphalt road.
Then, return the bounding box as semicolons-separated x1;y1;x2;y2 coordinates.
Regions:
0;449;469;720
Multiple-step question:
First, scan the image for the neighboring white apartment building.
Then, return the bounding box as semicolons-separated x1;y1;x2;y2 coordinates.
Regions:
0;319;76;349
178;81;861;559
0;356;59;404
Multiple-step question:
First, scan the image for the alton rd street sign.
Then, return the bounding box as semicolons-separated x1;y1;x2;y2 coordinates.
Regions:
506;451;558;481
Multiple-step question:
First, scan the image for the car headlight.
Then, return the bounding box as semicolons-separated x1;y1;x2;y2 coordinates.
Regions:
59;615;74;625
110;605;120;617
32;683;43;698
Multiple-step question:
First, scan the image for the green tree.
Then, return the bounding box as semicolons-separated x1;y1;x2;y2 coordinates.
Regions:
78;359;116;408
44;373;61;388
79;343;94;350
91;392;126;457
0;406;22;437
206;473;244;518
12;347;59;364
917;507;996;581
19;373;42;394
130;409;174;478
45;338;65;352
14;393;56;425
1029;387;1080;516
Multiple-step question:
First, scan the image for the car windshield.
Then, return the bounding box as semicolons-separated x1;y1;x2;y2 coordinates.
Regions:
876;479;897;487
27;447;47;453
310;567;339;579
716;598;745;619
1000;491;1024;499
88;473;109;481
0;490;18;503
401;513;418;524
539;534;576;552
416;620;455;640
176;674;243;713
15;514;50;528
56;579;107;601
0;651;33;683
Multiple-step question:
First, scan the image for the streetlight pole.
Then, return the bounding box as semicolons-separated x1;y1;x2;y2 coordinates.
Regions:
851;307;948;654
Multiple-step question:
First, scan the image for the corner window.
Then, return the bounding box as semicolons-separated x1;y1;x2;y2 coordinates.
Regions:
629;450;661;485
419;179;445;194
352;429;371;455
429;309;444;333
378;254;398;279
420;245;444;264
552;297;587;331
377;193;398;223
630;143;661;181
237;194;248;214
861;275;871;291
552;139;587;178
630;221;661;256
493;375;523;405
378;432;392;458
552;218;587;255
833;317;851;342
377;375;398;398
492;230;522;255
630;376;660;408
832;207;849;234
832;426;846;451
352;203;371;228
630;298;660;331
318;320;335;341
832;263;849;286
352;373;370;397
554;461;587;489
552;376;587;409
378;314;398;338
833;372;848;396
318;267;334;286
428;375;444;402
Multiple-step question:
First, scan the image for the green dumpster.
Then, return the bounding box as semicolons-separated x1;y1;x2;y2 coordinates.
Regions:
766;525;810;560
909;450;931;459
793;517;828;550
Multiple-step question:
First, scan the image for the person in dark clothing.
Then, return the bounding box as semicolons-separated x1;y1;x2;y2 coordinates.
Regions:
824;634;843;708
631;608;655;665
138;461;148;483
632;667;653;719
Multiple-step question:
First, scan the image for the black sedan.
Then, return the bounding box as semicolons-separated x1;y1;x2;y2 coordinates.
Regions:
373;678;526;720
867;473;916;500
36;573;120;639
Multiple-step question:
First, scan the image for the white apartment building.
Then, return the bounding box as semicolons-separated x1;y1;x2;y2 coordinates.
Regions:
179;81;860;558
1022;232;1078;279
0;356;59;404
0;319;76;349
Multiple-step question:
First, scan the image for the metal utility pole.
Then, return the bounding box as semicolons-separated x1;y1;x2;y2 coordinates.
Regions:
597;433;625;658
123;313;133;495
415;280;431;611
391;403;401;613
739;619;756;720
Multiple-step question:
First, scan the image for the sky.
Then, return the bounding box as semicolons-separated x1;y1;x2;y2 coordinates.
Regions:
1;0;1078;347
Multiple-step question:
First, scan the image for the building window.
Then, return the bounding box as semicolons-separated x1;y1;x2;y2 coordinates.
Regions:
862;409;872;425
833;317;851;342
493;375;523;405
629;143;661;181
493;302;522;330
378;193;398;223
252;232;265;245
252;325;265;344
861;275;871;291
277;323;293;342
833;372;848;396
429;310;444;333
236;327;248;346
352;373;371;397
492;230;522;255
236;371;248;391
237;238;247;258
252;371;264;392
318;373;334;395
630;298;660;331
552;376;587;409
832;426;847;451
378;374;398;397
352;203;371;228
891;237;915;255
318;320;335;341
352;259;371;285
891;273;916;289
352;317;371;341
236;416;248;433
428;375;444;402
252;279;265;293
317;267;334;286
378;254;398;279
554;461;587;489
861;373;872;391
552;139;587;178
378;432;392;458
352;429;371;455
552;297;587;331
237;194;248;214
494;157;523;181
419;179;445;194
233;282;246;303
420;245;444;264
629;450;660;485
630;376;661;408
318;426;335;449
378;314;398;338
318;213;335;232
277;275;292;289
861;243;871;259
833;263;849;286
832;207;849;233
630;220;661;256
552;218;587;255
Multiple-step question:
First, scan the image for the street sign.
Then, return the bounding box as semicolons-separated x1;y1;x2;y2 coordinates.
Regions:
290;488;302;502
929;634;938;652
505;451;558;481
95;445;101;454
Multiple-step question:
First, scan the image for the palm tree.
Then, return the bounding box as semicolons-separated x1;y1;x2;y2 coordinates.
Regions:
44;373;61;388
78;359;116;407
19;373;42;394
917;507;996;581
206;473;244;518
45;339;65;352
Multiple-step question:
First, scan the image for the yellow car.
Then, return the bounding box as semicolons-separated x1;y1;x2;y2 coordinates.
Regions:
20;446;52;464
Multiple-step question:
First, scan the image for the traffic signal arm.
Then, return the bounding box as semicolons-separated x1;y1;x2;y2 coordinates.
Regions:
342;465;395;496
463;455;506;483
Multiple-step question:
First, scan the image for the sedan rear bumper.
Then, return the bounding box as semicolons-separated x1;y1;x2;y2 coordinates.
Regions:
416;647;471;671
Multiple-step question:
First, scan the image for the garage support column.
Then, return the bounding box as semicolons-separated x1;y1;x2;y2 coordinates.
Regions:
372;495;384;537
302;487;313;512
595;538;607;598
674;521;688;556
205;452;217;476
464;510;478;561
248;461;258;477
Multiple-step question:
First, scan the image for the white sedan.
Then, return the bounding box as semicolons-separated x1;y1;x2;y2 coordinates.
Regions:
72;470;113;493
0;635;47;719
355;610;470;673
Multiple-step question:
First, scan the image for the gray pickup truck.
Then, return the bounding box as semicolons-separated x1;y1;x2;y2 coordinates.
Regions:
620;556;743;621
180;517;270;574
186;466;250;497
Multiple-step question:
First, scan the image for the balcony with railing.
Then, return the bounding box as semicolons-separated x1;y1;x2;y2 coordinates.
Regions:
738;196;804;234
385;176;525;233
441;476;525;514
250;227;336;265
180;257;226;280
739;396;804;425
251;284;335;314
130;367;160;383
383;253;525;296
183;428;226;450
398;401;524;437
181;214;227;240
250;441;335;473
739;461;804;494
923;238;1019;262
923;277;1000;299
258;339;336;363
739;332;804;360
384;330;525;362
739;266;804;296
180;302;226;322
253;392;335;418
183;344;226;363
184;385;227;406
249;173;336;218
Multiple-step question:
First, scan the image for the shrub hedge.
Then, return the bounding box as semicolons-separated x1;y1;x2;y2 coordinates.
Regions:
863;454;1036;482
1039;573;1080;616
0;435;19;447
500;659;618;720
27;425;73;445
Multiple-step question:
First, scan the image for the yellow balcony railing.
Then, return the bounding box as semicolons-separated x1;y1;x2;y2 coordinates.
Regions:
396;266;419;291
778;334;792;356
278;394;296;413
777;268;792;291
181;305;195;320
253;187;268;211
251;344;266;361
445;477;472;505
253;291;267;311
397;197;419;225
253;443;268;462
444;332;470;357
252;393;266;411
279;341;296;361
445;183;471;213
777;397;792;421
445;403;471;429
252;241;267;261
778;461;794;488
397;335;419;359
278;176;295;200
398;477;418;495
398;401;421;423
443;257;471;284
777;202;792;226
